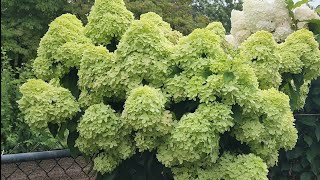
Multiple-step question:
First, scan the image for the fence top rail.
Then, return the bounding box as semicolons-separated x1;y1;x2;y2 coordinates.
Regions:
1;149;71;164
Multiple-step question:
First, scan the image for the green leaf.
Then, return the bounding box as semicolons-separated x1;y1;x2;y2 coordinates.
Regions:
315;34;320;44
301;157;310;168
292;163;303;172
223;72;235;83
300;172;314;180
306;143;320;163
285;0;295;10
280;162;290;171
292;0;309;9
67;130;80;157
306;19;320;34
316;126;320;142
298;117;317;126
67;112;82;132
96;170;118;180
286;147;304;159
48;122;59;137
288;83;299;110
58;122;67;140
310;158;320;176
305;19;320;25
292;73;304;93
304;135;313;146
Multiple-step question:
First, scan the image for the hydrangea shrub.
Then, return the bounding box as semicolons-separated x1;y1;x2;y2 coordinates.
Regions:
18;0;320;179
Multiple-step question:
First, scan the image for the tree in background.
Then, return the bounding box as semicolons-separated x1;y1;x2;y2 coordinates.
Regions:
125;0;211;35
1;0;93;153
1;0;93;67
193;0;243;32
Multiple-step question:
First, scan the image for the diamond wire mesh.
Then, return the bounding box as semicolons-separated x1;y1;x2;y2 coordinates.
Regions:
1;150;96;180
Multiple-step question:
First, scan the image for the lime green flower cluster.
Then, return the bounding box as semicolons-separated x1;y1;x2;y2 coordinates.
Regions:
239;31;281;89
122;86;174;151
278;29;320;80
77;45;114;107
157;103;233;167
33;14;91;80
232;89;298;166
85;0;134;45
197;153;268;180
18;79;79;130
75;103;134;173
171;153;268;180
18;0;320;178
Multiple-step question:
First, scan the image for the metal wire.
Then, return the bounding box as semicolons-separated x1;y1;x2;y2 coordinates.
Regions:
1;150;96;180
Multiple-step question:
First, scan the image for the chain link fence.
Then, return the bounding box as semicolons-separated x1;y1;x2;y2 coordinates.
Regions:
1;149;96;180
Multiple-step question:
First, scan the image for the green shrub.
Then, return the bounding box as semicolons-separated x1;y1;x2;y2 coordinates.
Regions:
18;0;320;179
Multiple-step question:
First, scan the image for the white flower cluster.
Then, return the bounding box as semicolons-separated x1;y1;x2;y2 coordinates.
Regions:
294;4;320;29
227;0;319;46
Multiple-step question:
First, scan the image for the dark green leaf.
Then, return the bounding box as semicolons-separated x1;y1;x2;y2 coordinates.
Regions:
292;163;303;172
315;126;320;142
48;122;59;137
67;130;80;157
311;158;320;176
96;170;118;180
315;34;320;44
286;147;304;159
280;162;290;171
58;122;67;139
306;143;320;163
288;83;300;110
306;20;320;34
298;117;317;126
301;157;310;168
304;135;313;146
223;72;235;83
61;68;80;99
300;172;314;180
292;73;304;93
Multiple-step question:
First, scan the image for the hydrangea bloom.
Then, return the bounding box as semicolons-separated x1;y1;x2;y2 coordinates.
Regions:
85;0;134;45
18;79;79;130
294;5;320;29
228;0;319;46
33;14;91;80
122;86;174;151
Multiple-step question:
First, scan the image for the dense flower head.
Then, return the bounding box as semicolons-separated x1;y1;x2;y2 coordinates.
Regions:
277;29;320;81
85;0;134;45
232;88;298;166
228;0;319;46
157;103;233;167
239;31;281;89
170;153;268;180
77;45;114;107
33;14;91;80
18;79;79;130
197;153;268;180
122;86;174;151
140;12;183;44
75;103;135;173
76;103;127;153
93;12;176;98
294;4;320;29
